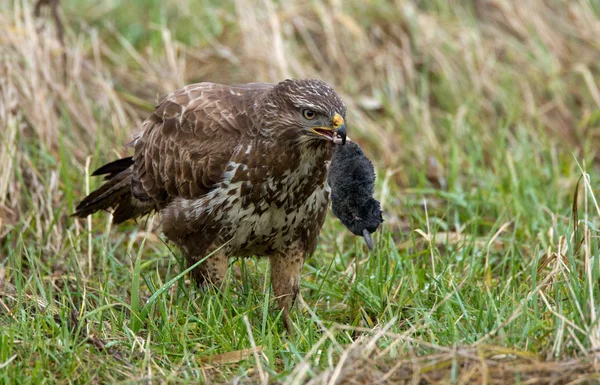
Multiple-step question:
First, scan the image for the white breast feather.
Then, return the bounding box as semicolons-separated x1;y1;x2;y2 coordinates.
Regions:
173;155;328;251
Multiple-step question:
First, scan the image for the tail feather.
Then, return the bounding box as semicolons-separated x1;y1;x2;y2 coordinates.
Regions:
73;171;131;217
72;157;153;224
91;156;134;180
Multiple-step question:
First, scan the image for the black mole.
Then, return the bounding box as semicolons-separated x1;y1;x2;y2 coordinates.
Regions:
328;141;383;249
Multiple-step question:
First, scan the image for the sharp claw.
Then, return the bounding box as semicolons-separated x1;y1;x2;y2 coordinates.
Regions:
363;229;373;250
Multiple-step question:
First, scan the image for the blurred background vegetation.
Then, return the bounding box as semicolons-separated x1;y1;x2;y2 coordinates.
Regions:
2;0;600;383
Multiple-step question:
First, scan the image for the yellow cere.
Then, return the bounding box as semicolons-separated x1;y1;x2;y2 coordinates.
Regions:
332;113;344;128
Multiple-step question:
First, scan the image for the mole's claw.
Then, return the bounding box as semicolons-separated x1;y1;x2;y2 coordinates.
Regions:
362;229;373;250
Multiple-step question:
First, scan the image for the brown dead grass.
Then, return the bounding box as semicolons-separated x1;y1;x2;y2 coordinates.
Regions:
4;0;600;230
3;1;600;384
298;344;599;385
224;325;600;385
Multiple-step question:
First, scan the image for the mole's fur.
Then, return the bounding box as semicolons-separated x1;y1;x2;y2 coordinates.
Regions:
328;142;383;249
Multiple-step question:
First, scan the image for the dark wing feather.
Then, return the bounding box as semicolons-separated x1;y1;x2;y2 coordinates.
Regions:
131;82;272;204
91;157;134;180
92;157;134;176
73;169;132;218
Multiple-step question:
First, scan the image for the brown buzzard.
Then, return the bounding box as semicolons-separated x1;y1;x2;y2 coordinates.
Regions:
73;79;347;331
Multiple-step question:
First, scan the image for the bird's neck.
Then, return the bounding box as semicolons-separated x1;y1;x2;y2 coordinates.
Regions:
254;138;332;183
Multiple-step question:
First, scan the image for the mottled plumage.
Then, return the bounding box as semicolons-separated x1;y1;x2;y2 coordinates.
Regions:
73;79;348;331
328;142;383;249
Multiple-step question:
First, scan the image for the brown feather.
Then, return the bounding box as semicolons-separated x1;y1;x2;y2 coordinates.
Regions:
72;169;132;218
91;157;134;180
74;79;349;332
91;157;134;176
131;83;269;204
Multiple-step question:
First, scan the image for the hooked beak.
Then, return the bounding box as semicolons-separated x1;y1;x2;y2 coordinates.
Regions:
310;113;348;144
311;126;338;141
332;113;346;145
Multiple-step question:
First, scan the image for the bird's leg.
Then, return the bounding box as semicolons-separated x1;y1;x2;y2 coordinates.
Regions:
177;234;230;289
269;251;304;333
188;251;229;289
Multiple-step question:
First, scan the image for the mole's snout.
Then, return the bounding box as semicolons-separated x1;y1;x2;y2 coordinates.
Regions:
363;229;373;250
335;124;347;145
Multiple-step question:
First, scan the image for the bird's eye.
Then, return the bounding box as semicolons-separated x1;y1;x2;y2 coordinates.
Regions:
302;109;316;120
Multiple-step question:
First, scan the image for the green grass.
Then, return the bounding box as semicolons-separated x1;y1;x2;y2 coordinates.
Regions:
2;0;600;383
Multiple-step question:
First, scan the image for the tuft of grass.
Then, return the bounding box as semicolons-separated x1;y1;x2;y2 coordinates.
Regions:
2;0;600;383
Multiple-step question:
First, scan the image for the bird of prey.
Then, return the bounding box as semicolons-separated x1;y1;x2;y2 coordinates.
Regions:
73;79;348;331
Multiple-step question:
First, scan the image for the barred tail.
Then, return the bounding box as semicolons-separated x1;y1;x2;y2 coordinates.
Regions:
72;157;153;224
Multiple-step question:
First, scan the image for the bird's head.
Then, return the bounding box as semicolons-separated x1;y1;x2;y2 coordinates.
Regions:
262;79;348;145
